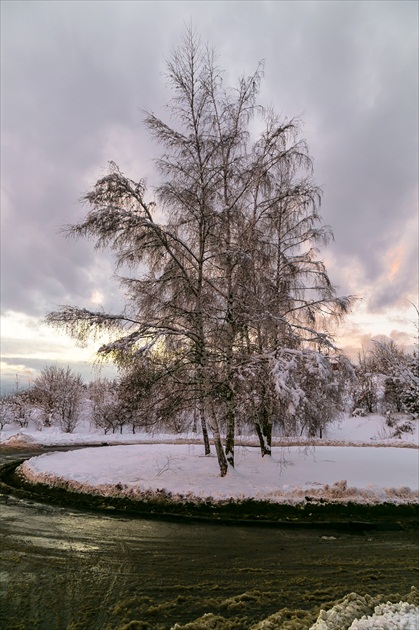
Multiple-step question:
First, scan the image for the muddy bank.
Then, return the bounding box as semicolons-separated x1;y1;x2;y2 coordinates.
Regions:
1;460;418;530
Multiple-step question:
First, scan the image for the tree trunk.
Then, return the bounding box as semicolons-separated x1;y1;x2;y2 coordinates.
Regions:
196;362;211;456
200;406;211;455
209;404;228;476
214;437;228;477
224;384;236;467
255;407;272;457
255;424;272;457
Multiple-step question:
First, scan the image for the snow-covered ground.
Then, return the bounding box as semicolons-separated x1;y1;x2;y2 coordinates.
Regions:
3;413;417;506
17;442;419;505
1;412;418;447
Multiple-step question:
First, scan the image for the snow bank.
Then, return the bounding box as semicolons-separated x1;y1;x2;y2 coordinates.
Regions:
17;443;419;505
170;590;419;629
325;414;418;446
350;601;419;629
2;432;41;447
310;593;419;630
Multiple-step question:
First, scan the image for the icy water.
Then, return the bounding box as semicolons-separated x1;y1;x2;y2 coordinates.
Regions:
1;448;418;629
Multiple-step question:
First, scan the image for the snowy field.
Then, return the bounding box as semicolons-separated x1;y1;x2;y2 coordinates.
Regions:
4;413;417;506
2;412;418;447
17;442;419;505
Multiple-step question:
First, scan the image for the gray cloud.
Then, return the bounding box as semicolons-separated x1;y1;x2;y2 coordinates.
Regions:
1;0;417;383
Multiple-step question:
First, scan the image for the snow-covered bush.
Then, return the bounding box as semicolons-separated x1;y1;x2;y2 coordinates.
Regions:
350;340;418;419
0;395;14;429
88;379;124;434
383;412;415;439
272;349;354;438
351;407;367;417
0;391;33;428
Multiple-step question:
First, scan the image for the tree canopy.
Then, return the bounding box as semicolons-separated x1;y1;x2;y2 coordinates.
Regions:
47;29;354;475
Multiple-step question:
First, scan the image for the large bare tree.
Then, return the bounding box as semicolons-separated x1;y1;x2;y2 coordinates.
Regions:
47;29;352;475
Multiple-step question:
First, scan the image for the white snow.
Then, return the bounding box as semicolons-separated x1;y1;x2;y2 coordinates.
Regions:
325;414;418;445
349;601;419;629
16;441;418;505
2;412;418;447
2;413;418;505
309;594;419;630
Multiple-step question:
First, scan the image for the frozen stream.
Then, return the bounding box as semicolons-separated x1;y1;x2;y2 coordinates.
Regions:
0;448;418;629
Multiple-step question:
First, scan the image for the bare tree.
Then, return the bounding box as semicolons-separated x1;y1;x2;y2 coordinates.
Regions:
47;29;352;474
4;390;34;428
351;349;379;415
88;378;122;433
0;393;31;430
31;366;84;433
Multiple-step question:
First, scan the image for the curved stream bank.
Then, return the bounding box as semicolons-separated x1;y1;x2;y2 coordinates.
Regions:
0;447;418;629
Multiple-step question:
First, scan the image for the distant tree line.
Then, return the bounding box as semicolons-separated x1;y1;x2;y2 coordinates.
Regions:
1;335;417;443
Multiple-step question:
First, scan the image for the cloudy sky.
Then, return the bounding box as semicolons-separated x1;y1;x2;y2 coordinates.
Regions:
1;0;418;392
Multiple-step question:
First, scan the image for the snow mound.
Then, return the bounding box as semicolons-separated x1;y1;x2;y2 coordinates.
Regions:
309;593;375;629
310;592;419;630
2;432;39;446
349;601;419;629
169;591;419;629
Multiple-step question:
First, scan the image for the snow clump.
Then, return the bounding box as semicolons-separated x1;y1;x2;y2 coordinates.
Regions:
349;601;419;629
309;592;419;629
